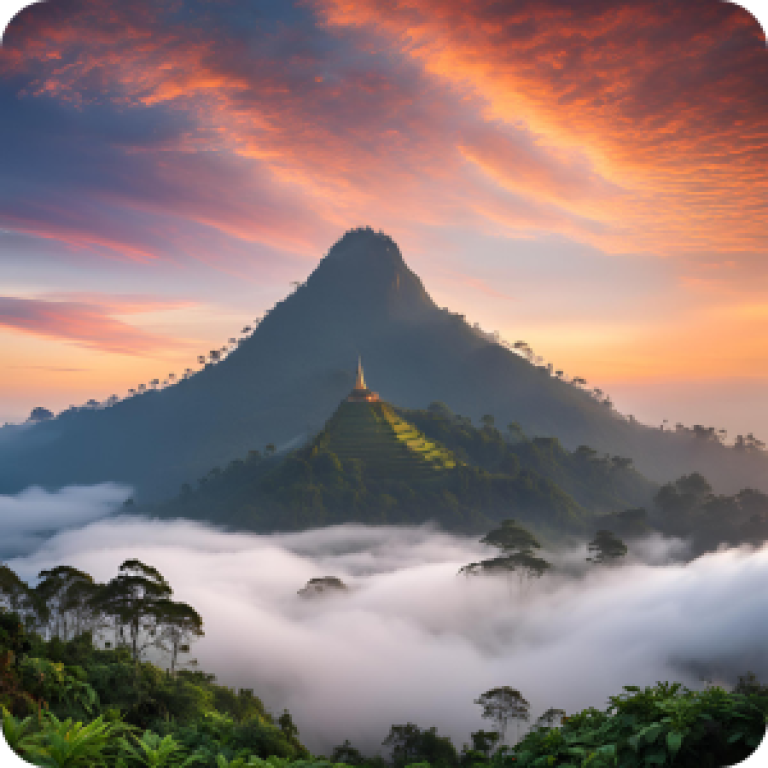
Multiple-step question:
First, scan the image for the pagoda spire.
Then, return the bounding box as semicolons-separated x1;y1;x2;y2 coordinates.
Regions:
354;356;367;391
347;356;379;402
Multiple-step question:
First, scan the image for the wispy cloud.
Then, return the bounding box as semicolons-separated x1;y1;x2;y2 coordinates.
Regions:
0;295;198;355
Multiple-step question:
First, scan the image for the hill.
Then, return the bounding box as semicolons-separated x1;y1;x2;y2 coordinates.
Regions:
320;399;458;479
147;397;660;537
1;227;766;500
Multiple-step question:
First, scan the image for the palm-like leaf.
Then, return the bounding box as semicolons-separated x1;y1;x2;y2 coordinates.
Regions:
118;730;202;767
1;707;40;757
24;713;125;768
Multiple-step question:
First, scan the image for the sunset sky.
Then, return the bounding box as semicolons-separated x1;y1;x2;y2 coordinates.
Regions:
0;0;766;438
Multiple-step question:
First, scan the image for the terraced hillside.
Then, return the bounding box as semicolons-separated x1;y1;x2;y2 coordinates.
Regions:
320;400;458;479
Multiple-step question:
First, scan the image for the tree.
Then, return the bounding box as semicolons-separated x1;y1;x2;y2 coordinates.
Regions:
460;520;550;585
481;415;495;429
35;566;99;641
154;600;204;675
675;472;712;499
460;552;550;583
610;456;633;472
475;687;530;743
383;723;457;768
91;559;172;670
265;443;276;457
330;740;365;765
535;707;566;729
587;530;628;565
0;565;36;620
28;407;54;423
480;519;542;556
468;729;500;757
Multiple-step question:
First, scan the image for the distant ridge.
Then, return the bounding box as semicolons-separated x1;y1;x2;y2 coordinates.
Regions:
1;227;766;500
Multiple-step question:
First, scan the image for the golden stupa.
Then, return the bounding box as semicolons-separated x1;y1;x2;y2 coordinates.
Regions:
346;357;379;402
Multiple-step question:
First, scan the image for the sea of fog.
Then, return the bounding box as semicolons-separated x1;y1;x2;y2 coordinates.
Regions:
3;485;768;754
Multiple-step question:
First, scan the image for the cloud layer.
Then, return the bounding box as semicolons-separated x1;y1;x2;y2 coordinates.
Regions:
0;483;132;557
9;517;768;754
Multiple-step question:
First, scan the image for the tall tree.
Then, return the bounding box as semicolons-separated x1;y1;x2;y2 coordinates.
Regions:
35;566;98;641
475;687;530;743
153;600;204;675
91;560;172;670
460;520;550;584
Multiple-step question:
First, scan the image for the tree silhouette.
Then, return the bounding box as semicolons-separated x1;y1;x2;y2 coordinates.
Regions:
460;520;550;584
91;559;172;671
475;686;530;743
587;530;628;565
154;599;204;675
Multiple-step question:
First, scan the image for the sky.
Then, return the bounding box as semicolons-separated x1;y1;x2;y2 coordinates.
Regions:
0;0;766;437
6;512;768;752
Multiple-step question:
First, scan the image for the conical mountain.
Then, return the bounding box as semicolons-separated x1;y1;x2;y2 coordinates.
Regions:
1;227;766;500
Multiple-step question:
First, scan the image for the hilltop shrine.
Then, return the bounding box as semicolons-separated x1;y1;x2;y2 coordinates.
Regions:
347;357;380;402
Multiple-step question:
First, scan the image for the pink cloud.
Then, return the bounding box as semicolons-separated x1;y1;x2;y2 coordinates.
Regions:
0;295;198;355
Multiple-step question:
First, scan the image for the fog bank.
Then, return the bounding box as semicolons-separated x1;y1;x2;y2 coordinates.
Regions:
8;517;768;754
0;483;131;557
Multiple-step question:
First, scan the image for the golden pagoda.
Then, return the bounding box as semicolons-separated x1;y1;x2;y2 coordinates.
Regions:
347;356;379;402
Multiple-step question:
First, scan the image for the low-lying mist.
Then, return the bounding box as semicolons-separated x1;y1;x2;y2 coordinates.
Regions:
0;483;131;558
8;512;768;754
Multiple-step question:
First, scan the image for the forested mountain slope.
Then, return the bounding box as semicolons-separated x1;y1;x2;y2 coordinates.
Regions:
1;228;765;500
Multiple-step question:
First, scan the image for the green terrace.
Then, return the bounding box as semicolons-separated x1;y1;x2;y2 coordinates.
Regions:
322;401;458;479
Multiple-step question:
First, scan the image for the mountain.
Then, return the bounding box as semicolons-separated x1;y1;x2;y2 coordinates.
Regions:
1;227;766;500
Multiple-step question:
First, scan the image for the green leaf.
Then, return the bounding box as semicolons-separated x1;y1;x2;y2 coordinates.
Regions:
727;732;745;744
640;724;663;744
666;731;683;757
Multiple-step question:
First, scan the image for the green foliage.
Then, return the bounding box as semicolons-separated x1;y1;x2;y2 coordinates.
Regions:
19;712;129;767
19;656;99;716
1;564;307;765
155;405;592;536
383;723;458;768
118;730;200;767
651;475;768;555
508;682;768;768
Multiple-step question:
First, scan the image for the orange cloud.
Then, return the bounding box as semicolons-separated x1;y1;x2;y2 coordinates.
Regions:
312;0;768;258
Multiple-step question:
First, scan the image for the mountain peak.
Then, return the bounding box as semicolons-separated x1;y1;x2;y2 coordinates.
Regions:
324;226;405;267
303;227;435;320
